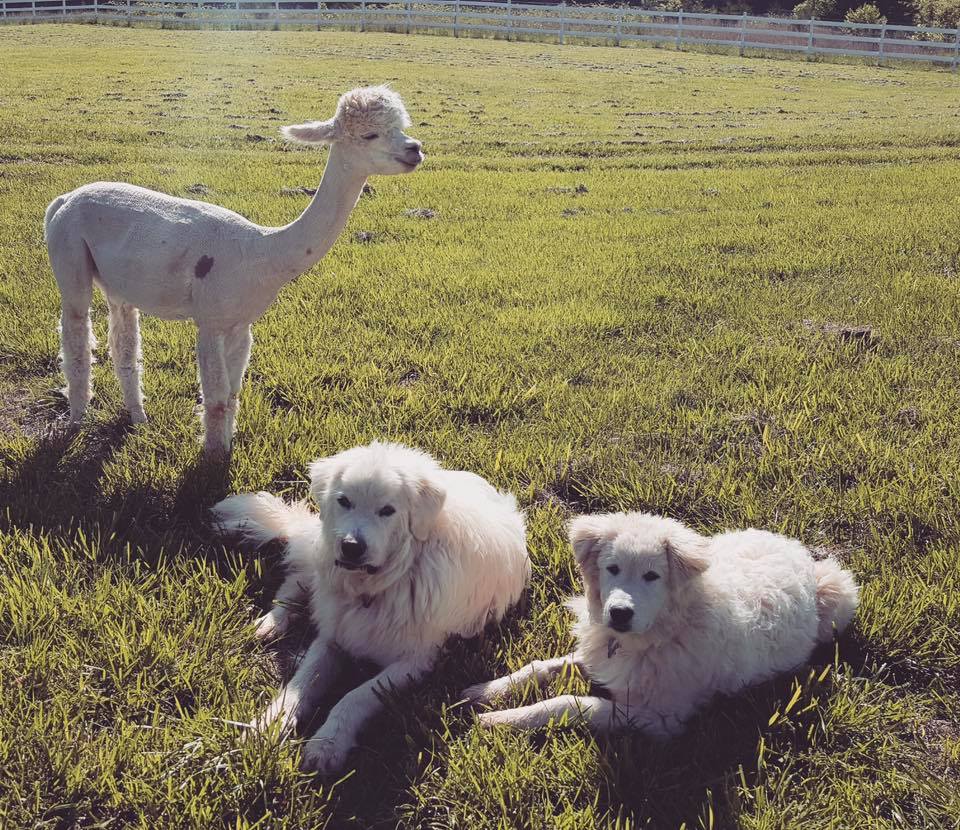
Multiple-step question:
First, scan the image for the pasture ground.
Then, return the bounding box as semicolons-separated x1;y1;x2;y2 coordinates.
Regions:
1;23;960;829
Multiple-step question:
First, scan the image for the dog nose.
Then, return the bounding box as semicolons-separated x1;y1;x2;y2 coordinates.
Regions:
340;537;367;561
609;606;634;630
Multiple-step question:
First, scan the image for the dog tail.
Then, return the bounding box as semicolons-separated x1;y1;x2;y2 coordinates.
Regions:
210;492;320;549
813;558;859;642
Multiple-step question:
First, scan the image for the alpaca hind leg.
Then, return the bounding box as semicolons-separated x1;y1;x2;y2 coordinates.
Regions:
197;328;231;457
107;299;146;423
223;324;253;440
52;254;95;424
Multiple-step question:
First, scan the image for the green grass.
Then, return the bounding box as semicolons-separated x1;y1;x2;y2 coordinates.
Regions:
1;23;960;828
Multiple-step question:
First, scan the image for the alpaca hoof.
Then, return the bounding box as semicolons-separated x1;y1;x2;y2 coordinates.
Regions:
128;409;148;424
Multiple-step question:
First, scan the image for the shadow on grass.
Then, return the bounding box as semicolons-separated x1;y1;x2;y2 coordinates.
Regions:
0;416;134;532
0;417;238;571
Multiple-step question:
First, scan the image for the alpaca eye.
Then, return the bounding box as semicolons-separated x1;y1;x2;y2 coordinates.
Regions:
378;505;395;517
643;571;660;582
362;133;379;140
337;495;352;509
606;565;620;576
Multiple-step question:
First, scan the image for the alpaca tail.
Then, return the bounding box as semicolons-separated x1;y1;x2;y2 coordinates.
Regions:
210;492;320;549
44;195;67;242
814;558;859;642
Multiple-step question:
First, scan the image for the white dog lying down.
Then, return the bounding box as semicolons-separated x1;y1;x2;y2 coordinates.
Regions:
212;442;530;772
463;512;858;736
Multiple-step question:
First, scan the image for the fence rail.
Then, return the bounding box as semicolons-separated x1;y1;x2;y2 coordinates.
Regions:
2;0;959;67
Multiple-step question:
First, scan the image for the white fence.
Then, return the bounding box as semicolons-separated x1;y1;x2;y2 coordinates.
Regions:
3;0;960;67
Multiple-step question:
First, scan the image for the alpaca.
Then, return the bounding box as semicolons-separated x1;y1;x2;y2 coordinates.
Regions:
44;86;423;456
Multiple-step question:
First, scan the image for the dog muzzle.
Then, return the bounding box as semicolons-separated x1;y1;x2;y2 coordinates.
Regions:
335;559;380;575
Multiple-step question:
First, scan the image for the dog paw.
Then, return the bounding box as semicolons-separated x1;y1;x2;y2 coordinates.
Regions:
254;609;288;641
253;695;299;737
301;732;351;774
461;680;507;705
477;710;516;729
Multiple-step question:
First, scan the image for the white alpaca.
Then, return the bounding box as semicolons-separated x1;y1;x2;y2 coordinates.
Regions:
44;86;423;455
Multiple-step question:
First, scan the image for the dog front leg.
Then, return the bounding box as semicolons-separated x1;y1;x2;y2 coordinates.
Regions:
461;654;578;704
301;656;432;773
255;568;309;641
477;694;625;733
254;637;341;736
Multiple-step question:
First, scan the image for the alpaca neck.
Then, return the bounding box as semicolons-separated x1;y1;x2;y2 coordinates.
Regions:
264;143;368;288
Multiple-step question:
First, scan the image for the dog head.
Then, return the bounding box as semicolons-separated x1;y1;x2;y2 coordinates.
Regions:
308;442;446;586
569;512;709;635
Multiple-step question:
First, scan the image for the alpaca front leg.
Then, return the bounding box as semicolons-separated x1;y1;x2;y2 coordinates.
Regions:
478;694;621;733
302;657;432;773
255;637;341;736
462;654;577;704
197;328;231;457
223;324;252;441
107;300;146;423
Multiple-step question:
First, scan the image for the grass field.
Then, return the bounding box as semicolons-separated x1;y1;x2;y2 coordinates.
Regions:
2;23;960;829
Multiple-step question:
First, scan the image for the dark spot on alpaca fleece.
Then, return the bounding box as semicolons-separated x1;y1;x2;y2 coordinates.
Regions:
305;248;312;255
194;255;214;279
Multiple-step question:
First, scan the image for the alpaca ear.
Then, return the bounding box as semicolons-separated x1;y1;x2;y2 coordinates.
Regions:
568;515;609;609
665;530;710;579
308;456;338;504
281;118;338;145
408;474;446;542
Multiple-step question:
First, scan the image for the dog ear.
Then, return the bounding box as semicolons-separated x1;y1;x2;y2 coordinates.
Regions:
409;475;446;542
308;456;339;504
569;515;610;567
665;528;710;579
568;515;610;611
280;118;339;145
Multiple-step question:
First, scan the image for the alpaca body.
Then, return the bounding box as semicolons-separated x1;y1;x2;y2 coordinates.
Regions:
45;86;422;455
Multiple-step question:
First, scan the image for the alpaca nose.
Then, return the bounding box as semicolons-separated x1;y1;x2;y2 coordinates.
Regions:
406;140;424;159
609;606;634;631
340;536;367;562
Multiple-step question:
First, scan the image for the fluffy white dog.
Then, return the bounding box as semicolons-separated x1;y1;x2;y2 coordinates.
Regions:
464;512;858;736
212;442;530;772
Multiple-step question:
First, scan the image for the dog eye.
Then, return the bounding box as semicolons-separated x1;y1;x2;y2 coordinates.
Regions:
362;133;379;140
378;505;395;517
643;571;660;582
606;565;620;576
337;495;352;510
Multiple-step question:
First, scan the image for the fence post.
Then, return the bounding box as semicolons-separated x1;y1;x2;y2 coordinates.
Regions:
359;0;364;32
615;7;623;46
953;26;959;71
506;0;511;40
316;0;320;31
738;10;746;56
675;9;683;50
877;21;886;65
453;0;459;36
806;15;814;59
559;0;565;44
274;0;279;28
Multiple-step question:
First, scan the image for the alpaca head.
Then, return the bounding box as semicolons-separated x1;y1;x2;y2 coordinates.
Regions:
281;86;423;176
